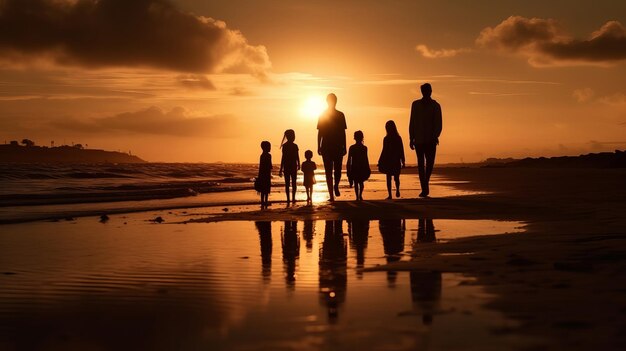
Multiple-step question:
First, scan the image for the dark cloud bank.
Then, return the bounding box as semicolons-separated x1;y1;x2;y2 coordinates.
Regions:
0;0;271;75
477;16;626;66
53;106;238;138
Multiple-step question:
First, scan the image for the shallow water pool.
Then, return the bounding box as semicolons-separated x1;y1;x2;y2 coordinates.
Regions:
0;217;528;350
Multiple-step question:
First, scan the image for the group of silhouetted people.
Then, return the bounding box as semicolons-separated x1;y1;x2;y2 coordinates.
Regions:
255;219;440;324
256;83;442;207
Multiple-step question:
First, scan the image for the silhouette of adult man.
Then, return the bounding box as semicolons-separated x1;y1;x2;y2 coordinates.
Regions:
409;83;442;197
317;93;347;201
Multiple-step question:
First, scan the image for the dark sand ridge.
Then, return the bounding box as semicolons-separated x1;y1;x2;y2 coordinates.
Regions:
195;167;626;350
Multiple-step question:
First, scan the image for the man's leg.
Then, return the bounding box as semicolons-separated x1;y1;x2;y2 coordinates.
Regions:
424;142;437;195
322;155;335;200
333;154;343;197
415;145;427;197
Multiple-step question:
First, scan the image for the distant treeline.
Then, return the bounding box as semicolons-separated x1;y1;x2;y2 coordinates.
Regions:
480;150;626;169
0;144;145;163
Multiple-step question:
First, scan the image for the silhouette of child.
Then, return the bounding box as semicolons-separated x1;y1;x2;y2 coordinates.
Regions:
256;141;272;208
279;129;300;204
378;120;405;199
301;150;317;204
346;131;371;201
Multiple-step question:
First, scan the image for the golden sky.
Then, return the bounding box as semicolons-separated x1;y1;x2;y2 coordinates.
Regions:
0;0;625;163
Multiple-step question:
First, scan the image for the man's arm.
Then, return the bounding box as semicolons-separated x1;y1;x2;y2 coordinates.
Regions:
400;137;406;167
409;101;416;150
434;103;442;145
317;130;323;155
341;113;347;156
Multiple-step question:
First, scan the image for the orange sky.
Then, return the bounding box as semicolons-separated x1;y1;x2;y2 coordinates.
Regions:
0;0;625;163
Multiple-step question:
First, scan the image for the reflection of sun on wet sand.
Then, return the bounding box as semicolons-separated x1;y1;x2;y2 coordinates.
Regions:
198;166;626;350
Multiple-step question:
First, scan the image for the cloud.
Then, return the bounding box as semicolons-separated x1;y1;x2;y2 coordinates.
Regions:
572;90;626;105
415;44;470;58
52;106;239;137
177;75;216;90
229;87;253;96
598;93;626;106
573;88;594;103
476;16;626;66
588;140;626;151
0;0;271;76
468;91;533;97
354;75;559;86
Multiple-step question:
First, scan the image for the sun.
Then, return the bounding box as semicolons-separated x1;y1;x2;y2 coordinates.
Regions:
300;95;327;119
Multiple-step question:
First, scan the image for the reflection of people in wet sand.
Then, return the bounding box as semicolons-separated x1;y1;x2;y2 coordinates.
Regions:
302;219;315;252
319;220;347;322
417;218;436;243
409;83;442;198
379;219;405;287
255;221;272;282
411;218;441;325
348;220;370;279
410;271;442;325
281;221;299;288
317;94;347;202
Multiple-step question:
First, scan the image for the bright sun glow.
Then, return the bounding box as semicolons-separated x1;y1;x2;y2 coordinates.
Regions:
300;95;327;119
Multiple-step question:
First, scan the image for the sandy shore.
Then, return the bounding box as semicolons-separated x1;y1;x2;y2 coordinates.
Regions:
198;167;626;350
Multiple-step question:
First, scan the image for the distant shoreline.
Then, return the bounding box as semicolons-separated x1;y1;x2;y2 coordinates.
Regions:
0;144;145;163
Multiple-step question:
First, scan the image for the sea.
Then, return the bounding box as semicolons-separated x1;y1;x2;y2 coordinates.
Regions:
0;163;268;223
0;163;480;224
0;163;259;207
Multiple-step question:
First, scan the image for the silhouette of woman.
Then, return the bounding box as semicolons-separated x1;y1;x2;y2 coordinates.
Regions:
378;120;405;199
279;129;300;204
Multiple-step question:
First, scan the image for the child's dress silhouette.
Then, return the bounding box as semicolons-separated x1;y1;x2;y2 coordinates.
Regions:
378;135;405;175
257;152;272;193
301;160;317;188
347;143;371;184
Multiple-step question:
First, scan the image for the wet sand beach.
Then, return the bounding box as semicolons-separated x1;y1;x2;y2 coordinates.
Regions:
1;167;625;350
199;167;626;350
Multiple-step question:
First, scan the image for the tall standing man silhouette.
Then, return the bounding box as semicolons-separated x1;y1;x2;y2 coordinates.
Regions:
409;83;442;197
318;93;347;202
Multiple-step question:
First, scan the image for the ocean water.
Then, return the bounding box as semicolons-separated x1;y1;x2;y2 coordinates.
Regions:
0;163;484;223
0;163;259;206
